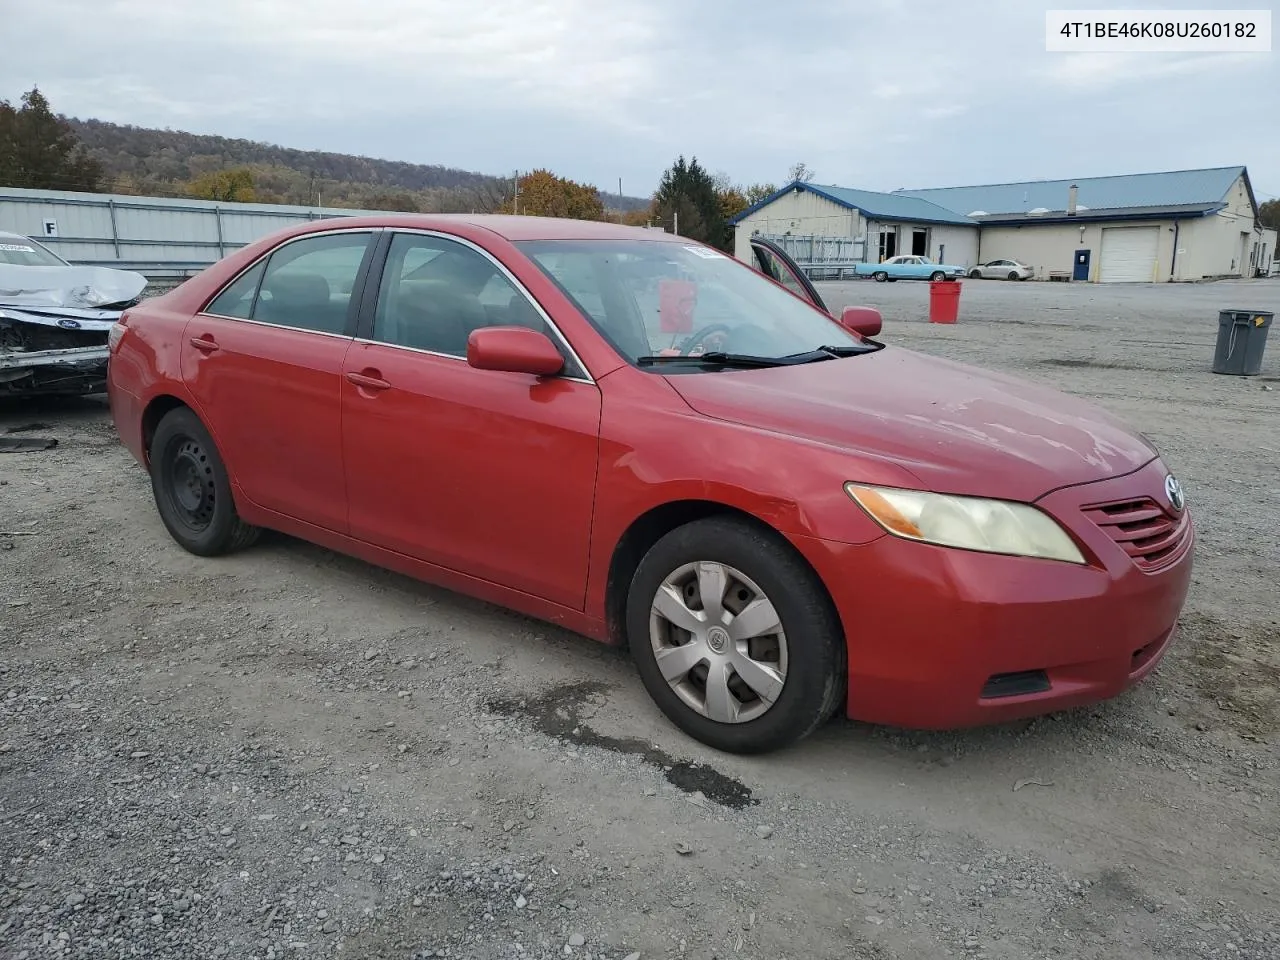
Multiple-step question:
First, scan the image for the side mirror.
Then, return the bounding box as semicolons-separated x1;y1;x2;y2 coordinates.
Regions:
466;326;565;376
839;305;882;338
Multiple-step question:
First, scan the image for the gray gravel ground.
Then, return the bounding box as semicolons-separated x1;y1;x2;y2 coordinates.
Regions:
2;276;1278;960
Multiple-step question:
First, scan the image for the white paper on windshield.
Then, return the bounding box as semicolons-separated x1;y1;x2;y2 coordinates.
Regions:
683;245;725;259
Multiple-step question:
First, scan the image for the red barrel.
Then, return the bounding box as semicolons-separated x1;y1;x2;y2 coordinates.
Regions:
929;280;961;324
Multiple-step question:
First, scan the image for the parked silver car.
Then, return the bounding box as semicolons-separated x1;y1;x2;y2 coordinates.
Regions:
968;259;1034;281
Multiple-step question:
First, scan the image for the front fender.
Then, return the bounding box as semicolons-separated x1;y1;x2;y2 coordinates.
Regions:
581;375;915;621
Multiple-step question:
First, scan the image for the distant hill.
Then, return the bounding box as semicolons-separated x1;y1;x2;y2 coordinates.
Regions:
64;117;652;213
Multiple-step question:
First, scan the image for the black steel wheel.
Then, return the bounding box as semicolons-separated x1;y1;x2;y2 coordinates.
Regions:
150;407;260;556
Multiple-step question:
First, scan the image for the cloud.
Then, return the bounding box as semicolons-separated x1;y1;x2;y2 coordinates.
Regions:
1;0;1276;198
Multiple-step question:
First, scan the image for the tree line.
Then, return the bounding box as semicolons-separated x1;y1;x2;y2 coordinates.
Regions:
2;85;819;253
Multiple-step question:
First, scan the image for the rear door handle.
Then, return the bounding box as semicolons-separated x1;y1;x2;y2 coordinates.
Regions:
189;336;219;353
346;371;391;391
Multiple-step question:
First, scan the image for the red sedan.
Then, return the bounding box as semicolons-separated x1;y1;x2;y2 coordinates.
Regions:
106;215;1194;754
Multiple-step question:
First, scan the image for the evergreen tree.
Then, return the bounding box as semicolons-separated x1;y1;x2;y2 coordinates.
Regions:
652;156;728;250
0;87;104;191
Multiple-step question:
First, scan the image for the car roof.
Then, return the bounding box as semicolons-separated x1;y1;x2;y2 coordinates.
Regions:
0;230;34;242
280;214;679;243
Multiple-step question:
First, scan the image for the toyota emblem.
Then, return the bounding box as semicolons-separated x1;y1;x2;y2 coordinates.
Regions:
1164;474;1185;512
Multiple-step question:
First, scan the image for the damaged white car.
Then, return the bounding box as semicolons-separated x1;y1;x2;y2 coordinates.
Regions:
0;230;147;397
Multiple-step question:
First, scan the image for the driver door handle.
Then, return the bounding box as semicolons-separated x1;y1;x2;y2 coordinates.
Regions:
346;370;391;391
189;336;219;353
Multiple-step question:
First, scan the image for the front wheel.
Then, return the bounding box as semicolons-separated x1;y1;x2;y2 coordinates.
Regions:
873;271;888;282
150;406;260;556
930;271;946;282
969;269;982;279
626;517;846;754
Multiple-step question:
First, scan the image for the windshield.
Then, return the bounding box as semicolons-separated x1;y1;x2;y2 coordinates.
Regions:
0;236;69;267
515;239;866;369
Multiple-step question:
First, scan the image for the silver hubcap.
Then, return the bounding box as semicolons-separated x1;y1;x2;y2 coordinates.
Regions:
648;561;788;724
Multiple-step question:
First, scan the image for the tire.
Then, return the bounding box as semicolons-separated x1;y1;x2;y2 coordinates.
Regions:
626;516;846;754
930;271;946;282
969;269;982;279
1008;271;1019;281
873;271;888;282
149;406;260;556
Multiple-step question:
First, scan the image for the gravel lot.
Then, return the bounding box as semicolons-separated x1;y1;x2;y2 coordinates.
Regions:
2;277;1278;960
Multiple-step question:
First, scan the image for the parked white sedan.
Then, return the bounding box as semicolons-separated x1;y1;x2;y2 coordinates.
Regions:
968;259;1034;281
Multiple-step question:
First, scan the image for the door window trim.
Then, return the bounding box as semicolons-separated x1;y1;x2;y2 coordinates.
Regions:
354;228;595;384
197;226;383;339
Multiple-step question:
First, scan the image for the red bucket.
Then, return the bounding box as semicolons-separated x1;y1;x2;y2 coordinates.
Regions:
929;280;961;324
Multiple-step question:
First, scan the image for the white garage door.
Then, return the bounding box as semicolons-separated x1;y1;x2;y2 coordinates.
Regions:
1099;226;1159;282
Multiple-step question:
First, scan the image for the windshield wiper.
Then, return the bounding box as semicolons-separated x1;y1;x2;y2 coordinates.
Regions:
780;344;881;363
636;351;789;368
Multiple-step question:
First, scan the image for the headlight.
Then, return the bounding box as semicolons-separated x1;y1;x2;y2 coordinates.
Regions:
844;483;1087;564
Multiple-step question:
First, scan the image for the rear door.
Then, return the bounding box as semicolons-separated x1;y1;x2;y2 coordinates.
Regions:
182;228;378;533
749;237;829;314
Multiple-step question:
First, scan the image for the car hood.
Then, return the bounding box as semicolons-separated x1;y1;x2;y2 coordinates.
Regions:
664;347;1157;502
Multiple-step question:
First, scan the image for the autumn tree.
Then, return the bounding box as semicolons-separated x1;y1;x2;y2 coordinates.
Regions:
364;189;420;212
501;169;604;220
187;167;256;202
0;86;103;191
652;156;725;249
744;183;776;205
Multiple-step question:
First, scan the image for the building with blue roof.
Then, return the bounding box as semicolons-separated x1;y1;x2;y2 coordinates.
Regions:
729;166;1269;282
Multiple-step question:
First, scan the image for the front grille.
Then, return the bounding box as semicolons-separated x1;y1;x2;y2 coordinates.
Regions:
1081;497;1190;571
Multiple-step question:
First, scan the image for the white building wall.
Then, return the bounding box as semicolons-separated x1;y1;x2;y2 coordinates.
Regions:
979;220;1178;281
851;219;979;268
733;189;864;262
1174;175;1259;279
927;224;980;269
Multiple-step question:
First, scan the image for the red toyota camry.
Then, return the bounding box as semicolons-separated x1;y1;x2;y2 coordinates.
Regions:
106;214;1194;754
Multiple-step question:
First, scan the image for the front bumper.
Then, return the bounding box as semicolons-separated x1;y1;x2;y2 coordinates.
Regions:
789;458;1194;729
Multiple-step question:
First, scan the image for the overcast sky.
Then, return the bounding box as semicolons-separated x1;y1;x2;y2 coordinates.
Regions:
3;0;1276;202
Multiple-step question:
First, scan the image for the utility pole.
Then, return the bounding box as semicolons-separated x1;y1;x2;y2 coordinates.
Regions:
673;210;679;236
513;170;519;215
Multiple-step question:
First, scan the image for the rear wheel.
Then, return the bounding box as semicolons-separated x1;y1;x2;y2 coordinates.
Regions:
873;271;888;282
626;517;845;754
150;407;260;556
1008;270;1020;281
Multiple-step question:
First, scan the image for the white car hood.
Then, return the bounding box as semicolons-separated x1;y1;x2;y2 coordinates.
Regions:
0;264;147;311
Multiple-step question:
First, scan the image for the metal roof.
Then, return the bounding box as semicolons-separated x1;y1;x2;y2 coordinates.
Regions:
973;203;1222;226
728;181;977;227
894;166;1249;218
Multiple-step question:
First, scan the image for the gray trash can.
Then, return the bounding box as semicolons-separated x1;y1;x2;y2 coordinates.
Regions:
1212;309;1273;376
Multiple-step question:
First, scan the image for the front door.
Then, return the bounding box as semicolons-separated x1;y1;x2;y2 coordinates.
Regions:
182;229;377;532
340;230;602;609
1073;249;1091;281
749;237;829;313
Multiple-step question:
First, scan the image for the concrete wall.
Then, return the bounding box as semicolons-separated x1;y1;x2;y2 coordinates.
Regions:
733;189;864;261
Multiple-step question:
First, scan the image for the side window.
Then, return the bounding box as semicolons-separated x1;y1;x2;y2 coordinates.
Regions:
755;246;811;304
206;261;266;319
373;233;550;359
249;232;373;335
